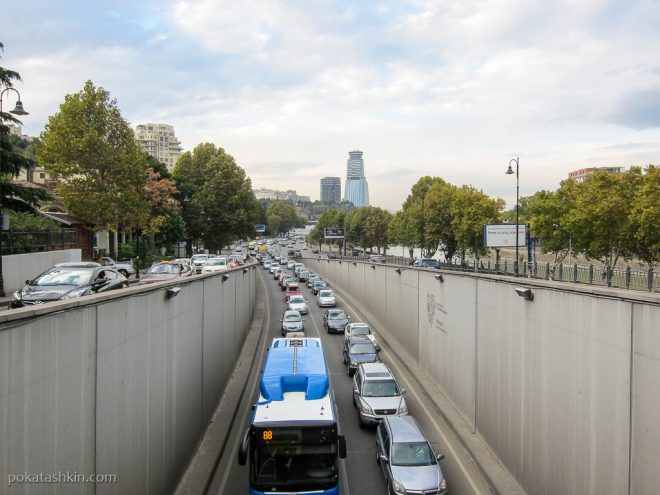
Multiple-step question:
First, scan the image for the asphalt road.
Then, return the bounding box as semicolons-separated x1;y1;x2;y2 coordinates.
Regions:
213;245;494;495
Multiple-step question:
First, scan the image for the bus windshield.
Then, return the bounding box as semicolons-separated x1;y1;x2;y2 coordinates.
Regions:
251;425;339;492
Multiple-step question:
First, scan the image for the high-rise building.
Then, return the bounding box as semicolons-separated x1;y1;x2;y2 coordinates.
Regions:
567;166;626;183
135;123;182;170
320;177;341;203
343;151;369;207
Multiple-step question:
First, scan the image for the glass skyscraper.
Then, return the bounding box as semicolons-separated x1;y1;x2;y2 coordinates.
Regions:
343;151;369;207
320;177;341;203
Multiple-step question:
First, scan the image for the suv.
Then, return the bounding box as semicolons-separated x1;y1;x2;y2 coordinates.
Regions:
353;362;407;427
376;416;448;495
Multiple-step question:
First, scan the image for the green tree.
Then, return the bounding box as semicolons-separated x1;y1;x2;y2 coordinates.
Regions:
424;179;459;261
308;208;344;250
630;166;660;265
364;207;392;254
388;209;417;259
344;207;372;252
266;201;305;234
38;80;149;232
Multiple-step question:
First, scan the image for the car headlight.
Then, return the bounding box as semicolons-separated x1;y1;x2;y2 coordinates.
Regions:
350;361;358;367
61;287;90;299
359;403;373;415
392;480;407;494
439;478;447;491
398;403;408;414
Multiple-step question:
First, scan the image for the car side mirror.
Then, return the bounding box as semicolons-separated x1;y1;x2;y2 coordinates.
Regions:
302;319;306;321
338;435;347;459
437;453;445;462
25;279;31;285
401;388;407;394
279;319;283;322
377;453;389;464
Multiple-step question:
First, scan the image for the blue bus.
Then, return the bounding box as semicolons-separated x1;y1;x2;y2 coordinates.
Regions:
238;338;346;494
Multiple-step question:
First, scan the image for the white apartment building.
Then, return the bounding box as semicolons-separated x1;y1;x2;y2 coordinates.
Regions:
135;123;182;170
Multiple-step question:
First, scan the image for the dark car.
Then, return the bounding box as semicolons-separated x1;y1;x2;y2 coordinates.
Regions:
342;336;380;375
413;258;440;269
323;309;350;334
138;261;192;284
10;262;127;308
311;279;328;295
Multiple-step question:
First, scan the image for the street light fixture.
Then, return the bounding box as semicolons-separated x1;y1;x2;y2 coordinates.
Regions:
505;157;520;276
0;86;29;297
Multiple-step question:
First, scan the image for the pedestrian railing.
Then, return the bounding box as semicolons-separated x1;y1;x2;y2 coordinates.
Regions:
0;229;78;255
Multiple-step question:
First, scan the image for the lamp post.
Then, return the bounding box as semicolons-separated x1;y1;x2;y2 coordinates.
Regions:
0;87;29;297
505;157;520;276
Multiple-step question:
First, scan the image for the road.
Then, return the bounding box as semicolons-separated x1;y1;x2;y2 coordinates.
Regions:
211;245;494;495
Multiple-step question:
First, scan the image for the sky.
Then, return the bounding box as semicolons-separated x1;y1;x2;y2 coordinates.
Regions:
2;0;660;210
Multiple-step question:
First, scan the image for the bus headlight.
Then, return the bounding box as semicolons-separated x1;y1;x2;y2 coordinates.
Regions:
392;480;407;494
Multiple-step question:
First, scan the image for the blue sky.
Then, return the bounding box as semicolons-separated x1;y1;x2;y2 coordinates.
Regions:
2;0;660;210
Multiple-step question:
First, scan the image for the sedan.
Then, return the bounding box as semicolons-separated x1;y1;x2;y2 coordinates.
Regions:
345;323;380;350
280;310;305;336
10;262;127;308
139;261;193;284
342;336;379;375
287;295;309;315
311;279;328;295
286;260;296;270
413;258;440;269
201;258;228;273
317;289;336;307
323;309;350;333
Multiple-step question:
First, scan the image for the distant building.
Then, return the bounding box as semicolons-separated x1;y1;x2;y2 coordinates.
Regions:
343;151;369;207
254;188;310;204
135;123;182;170
320;177;341;203
568;166;626;182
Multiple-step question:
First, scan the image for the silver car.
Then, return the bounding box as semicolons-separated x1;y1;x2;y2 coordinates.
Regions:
353;362;407;427
287;294;309;314
280;310;305;336
317;289;336;307
376;416;447;494
345;323;379;350
287;260;296;270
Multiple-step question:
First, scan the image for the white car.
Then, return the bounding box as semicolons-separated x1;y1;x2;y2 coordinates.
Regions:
190;254;209;274
317;289;337;307
345;323;379;350
287;294;309;314
202;258;228;273
287;260;296;270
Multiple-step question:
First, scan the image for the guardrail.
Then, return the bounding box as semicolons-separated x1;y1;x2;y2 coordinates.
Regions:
1;229;78;255
327;253;659;292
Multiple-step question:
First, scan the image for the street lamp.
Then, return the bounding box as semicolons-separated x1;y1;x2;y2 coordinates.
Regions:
0;86;29;297
505;157;520;276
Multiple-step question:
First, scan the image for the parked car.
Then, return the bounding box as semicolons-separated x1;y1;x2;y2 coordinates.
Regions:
342;336;379;375
345;323;380;350
10;262;127;308
353;362;407;427
201;258;228;273
311;279;328;295
413;258;440;269
287;294;309;314
376;416;447;495
369;255;386;263
317;289;337;307
190;254;210;274
102;256;134;277
323;308;350;333
138;261;193;284
280;309;305;336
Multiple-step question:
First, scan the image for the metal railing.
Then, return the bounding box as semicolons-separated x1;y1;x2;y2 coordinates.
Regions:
326;253;659;292
1;229;78;255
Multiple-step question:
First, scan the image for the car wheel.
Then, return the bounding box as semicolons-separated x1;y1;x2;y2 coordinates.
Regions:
118;269;129;277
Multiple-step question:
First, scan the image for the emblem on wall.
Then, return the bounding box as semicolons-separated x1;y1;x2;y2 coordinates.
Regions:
426;293;436;324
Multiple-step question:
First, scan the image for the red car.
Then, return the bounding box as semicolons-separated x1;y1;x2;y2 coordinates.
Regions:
285;282;301;302
137;261;192;284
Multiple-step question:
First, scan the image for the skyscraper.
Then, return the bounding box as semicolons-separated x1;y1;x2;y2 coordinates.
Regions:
343;151;369;207
135;123;183;170
320;177;341;203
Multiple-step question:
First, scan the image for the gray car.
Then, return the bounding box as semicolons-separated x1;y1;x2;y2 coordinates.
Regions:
287;294;309;314
317;289;336;307
353;362;407;427
323;308;350;333
280;310;305;336
376;416;447;495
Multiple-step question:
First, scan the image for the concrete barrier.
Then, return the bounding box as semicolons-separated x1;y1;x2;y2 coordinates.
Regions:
311;259;660;495
2;249;82;294
0;265;257;494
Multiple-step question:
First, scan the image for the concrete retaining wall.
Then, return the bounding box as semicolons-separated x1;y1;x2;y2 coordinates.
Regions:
2;249;82;294
311;259;660;495
0;265;257;494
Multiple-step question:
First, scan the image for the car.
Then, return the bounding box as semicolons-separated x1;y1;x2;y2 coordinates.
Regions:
273;267;284;279
312;248;319;254
376;416;447;495
286;260;296;270
10;262;127;308
285;282;302;301
138;261;193;284
101;256;135;277
342;336;379;375
413;258;440;269
280;275;295;291
353;362;407;427
311;279;328;295
201;258;228;273
306;274;320;288
288;249;295;256
323;308;350;333
298;269;309;282
190;254;210;274
318;255;330;261
287;294;309;314
293;263;305;276
317;289;337;307
280;257;289;266
345;323;380;350
269;263;280;274
263;260;272;270
294;250;303;258
280;309;305;336
369;255;386;263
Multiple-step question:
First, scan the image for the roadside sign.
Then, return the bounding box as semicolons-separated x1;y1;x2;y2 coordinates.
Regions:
483;224;526;248
323;227;345;240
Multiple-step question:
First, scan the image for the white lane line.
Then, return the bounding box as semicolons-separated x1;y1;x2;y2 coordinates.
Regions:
336;295;486;495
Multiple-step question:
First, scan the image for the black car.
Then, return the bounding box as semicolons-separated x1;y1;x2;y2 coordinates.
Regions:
323;309;350;334
311;279;328;295
343;336;380;376
10;262;128;308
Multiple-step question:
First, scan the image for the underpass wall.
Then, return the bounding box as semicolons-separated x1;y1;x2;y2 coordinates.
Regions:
311;259;660;495
0;265;257;495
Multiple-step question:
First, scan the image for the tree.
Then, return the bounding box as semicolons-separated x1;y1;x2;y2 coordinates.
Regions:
266;201;305;235
400;177;441;258
388;209;417;259
364;207;392;254
631;165;660;265
344;207;372;252
308;208;344;249
38;80;149;232
424;179;459;262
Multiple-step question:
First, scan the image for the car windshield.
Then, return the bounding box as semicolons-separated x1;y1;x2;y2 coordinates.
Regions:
191;255;208;261
362;380;399;397
350;343;375;354
351;326;371;336
34;267;95;286
319;291;334;298
148;264;179;274
284;314;301;322
328;312;345;320
391;442;436;467
289;296;305;303
208;259;227;266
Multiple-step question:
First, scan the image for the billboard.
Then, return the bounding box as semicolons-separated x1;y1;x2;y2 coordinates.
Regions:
483;224;526;248
323;227;345;240
255;224;266;233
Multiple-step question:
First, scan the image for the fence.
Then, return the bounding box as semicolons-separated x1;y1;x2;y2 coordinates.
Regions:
328;253;659;292
0;229;78;255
